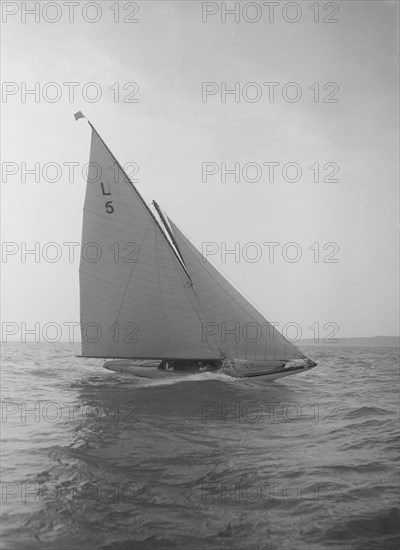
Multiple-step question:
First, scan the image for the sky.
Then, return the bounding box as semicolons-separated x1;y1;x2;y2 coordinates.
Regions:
1;0;399;342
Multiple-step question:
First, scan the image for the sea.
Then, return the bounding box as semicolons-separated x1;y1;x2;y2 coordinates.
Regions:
1;343;399;550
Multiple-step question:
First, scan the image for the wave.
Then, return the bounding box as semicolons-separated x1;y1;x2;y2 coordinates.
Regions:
344;406;390;419
114;370;241;389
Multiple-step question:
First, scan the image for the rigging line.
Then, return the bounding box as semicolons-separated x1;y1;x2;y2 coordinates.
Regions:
106;218;153;359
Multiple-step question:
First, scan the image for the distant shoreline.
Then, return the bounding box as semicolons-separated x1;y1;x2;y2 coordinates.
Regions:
299;336;399;347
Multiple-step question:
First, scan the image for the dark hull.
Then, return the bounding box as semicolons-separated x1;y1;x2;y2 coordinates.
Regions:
103;359;317;380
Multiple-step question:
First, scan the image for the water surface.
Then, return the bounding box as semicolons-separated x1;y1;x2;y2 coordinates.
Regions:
1;343;399;549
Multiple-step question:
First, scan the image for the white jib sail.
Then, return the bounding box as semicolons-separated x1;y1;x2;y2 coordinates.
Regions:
167;219;306;363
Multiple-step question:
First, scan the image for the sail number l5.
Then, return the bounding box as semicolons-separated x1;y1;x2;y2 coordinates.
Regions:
100;182;114;214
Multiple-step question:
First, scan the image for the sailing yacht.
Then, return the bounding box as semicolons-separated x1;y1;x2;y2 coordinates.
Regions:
76;112;317;380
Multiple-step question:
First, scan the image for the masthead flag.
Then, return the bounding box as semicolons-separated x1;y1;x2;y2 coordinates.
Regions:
74;111;85;121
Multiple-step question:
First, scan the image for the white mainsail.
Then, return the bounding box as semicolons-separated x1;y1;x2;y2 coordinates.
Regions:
79;126;221;359
167;219;305;363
